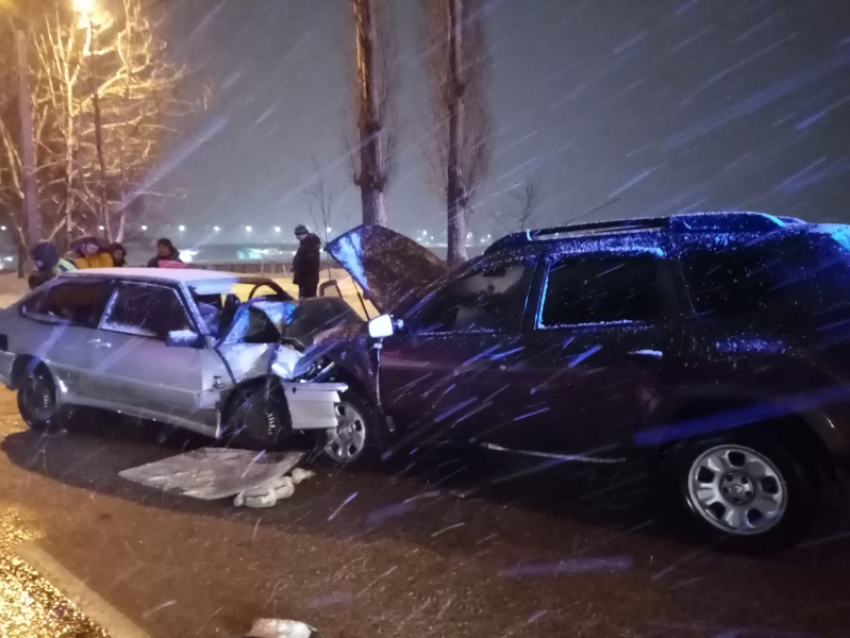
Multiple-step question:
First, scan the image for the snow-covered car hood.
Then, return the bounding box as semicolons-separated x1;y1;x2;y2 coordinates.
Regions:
326;225;448;315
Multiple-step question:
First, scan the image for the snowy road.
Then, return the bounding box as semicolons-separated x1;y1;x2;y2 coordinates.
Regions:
0;388;849;637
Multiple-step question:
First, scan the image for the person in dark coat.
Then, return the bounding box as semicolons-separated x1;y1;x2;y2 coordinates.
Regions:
292;224;321;299
108;242;128;267
28;242;76;290
147;238;183;268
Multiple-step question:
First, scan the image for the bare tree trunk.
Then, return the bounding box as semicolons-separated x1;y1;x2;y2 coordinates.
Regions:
446;0;467;268
351;0;387;227
15;31;40;249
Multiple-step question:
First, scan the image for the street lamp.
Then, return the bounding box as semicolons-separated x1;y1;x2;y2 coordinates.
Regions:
274;226;281;233
326;226;332;234
213;226;221;233
245;225;253;233
141;225;147;231
178;225;186;232
0;226;6;232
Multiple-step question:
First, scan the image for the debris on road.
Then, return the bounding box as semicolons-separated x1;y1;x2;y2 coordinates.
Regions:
118;448;305;501
241;618;319;638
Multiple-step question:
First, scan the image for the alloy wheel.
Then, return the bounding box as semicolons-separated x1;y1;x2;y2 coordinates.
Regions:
324;402;367;463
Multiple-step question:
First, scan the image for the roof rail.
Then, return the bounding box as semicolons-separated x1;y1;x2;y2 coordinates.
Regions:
484;217;666;255
484;211;803;255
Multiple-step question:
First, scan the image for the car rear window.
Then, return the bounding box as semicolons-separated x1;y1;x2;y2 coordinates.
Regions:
21;281;113;328
539;255;663;327
680;236;850;326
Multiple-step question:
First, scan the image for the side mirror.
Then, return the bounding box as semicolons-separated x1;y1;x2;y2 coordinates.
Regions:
368;314;401;339
166;330;205;349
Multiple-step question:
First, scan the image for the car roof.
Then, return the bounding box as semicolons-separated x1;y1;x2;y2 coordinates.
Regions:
61;267;274;286
484;211;807;256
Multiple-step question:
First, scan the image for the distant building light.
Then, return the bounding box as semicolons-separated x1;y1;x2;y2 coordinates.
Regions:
274;226;281;233
141;225;148;231
213;226;221;232
246;225;253;233
178;225;186;232
4;256;13;262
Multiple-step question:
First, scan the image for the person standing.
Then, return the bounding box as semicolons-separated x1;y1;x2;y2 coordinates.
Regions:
28;242;76;290
108;242;127;267
147;238;183;268
73;236;114;269
292;224;321;299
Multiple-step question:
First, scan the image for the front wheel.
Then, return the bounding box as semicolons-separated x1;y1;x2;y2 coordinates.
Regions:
224;383;292;450
17;365;64;432
321;390;384;469
662;437;820;552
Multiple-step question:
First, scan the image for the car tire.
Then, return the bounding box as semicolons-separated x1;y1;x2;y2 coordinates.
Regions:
658;435;820;553
17;365;64;432
320;388;384;470
224;382;292;450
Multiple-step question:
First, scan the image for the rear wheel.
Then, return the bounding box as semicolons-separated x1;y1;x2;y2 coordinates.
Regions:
321;389;383;469
17;365;64;432
661;436;820;552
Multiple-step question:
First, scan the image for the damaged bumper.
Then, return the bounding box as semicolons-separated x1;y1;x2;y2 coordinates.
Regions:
281;381;349;431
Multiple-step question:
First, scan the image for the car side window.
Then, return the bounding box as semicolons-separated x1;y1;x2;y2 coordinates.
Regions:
101;283;192;338
21;281;113;329
539;255;663;328
407;257;536;334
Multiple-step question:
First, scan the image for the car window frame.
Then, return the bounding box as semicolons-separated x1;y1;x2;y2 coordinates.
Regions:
533;247;677;331
19;278;115;329
99;280;199;340
403;249;541;336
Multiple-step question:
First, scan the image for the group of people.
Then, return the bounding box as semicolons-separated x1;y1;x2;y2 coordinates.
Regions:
28;236;183;290
27;223;324;298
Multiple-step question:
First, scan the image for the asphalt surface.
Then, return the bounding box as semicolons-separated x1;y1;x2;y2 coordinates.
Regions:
1;389;850;637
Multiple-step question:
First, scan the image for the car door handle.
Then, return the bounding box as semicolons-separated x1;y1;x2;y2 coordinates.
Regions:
627;349;662;360
87;338;112;349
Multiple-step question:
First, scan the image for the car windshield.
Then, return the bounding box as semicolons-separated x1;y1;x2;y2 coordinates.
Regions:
4;3;850;638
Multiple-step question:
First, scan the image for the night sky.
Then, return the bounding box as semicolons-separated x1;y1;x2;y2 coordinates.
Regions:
158;0;850;243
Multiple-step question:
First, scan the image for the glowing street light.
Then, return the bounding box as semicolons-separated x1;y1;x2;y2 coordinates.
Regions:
72;0;96;14
326;226;332;234
141;225;148;231
213;226;220;232
0;226;6;231
178;224;186;232
274;226;281;233
98;225;105;231
245;225;253;233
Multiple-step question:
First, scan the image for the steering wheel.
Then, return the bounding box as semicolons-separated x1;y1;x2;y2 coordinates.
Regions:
248;280;294;302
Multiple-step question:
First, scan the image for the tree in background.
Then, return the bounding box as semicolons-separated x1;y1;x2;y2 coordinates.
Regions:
494;178;543;232
348;0;396;227
0;0;199;272
421;0;492;268
302;164;341;279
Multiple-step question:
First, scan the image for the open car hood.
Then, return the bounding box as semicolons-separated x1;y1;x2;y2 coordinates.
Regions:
326;225;448;314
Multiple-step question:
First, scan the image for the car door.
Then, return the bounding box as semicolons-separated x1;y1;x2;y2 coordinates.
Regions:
481;248;681;455
18;279;115;403
89;281;207;424
378;251;540;444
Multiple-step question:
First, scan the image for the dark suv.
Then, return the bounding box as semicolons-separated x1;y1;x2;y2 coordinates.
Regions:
304;212;850;550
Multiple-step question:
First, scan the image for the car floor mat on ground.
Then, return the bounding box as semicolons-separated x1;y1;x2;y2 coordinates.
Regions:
118;447;304;500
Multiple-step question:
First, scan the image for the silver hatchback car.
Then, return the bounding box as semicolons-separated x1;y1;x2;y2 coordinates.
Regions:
0;268;355;450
